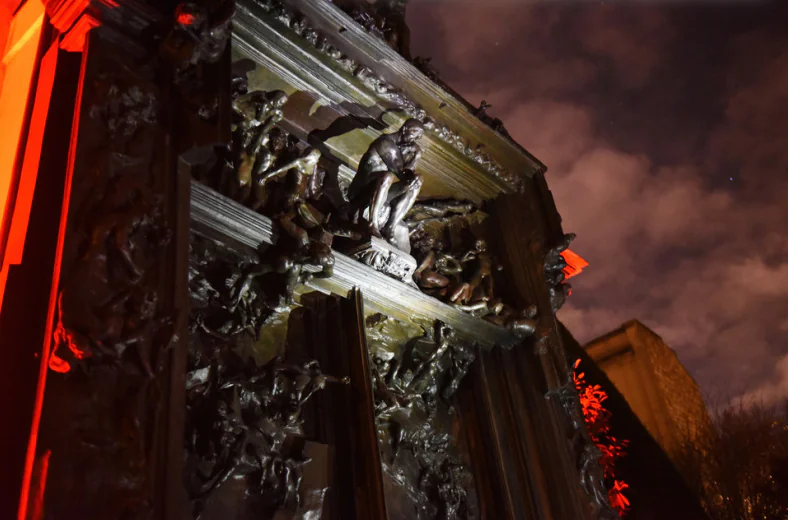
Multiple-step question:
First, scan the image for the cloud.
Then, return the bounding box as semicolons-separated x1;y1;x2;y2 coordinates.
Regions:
739;354;788;408
409;0;788;403
409;2;674;100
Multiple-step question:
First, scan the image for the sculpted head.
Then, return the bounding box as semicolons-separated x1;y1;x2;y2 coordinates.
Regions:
400;118;425;143
269;90;289;109
436;321;454;342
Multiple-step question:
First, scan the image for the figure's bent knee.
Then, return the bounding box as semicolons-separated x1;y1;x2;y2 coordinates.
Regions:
380;172;398;185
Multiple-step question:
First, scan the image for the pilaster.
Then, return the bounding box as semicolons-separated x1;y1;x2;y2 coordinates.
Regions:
20;1;214;517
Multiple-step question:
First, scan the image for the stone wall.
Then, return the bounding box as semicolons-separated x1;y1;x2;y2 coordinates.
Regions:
585;320;713;481
631;324;713;444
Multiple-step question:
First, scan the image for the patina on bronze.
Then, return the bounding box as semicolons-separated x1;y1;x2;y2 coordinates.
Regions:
346;118;425;250
544;232;575;313
367;317;477;519
187;237;347;518
231;89;289;204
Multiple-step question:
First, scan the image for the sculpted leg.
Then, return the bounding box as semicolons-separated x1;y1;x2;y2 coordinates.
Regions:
369;172;396;237
382;173;422;240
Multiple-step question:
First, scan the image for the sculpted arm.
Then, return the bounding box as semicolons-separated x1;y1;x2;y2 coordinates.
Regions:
255;162;292;186
403;146;422;171
459;250;477;263
414;250;437;279
376;138;406;174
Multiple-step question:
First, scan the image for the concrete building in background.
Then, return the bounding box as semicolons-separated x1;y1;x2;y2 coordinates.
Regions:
585;320;713;478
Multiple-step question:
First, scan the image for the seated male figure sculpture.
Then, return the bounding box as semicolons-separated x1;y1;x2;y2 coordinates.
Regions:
346;119;425;249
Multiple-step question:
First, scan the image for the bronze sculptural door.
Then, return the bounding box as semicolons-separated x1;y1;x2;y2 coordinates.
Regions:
186;235;388;520
7;0;611;518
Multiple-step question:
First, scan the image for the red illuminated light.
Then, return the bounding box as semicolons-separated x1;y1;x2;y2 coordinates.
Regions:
561;249;588;281
17;38;88;519
177;11;196;26
574;359;630;516
0;0;46;309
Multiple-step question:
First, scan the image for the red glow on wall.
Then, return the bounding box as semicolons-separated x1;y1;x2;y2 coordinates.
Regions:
176;11;196;26
574;358;630;516
561;249;588;281
0;0;45;310
50;291;91;371
27;450;51;520
48;293;75;373
59;14;99;53
18;28;91;520
47;353;70;374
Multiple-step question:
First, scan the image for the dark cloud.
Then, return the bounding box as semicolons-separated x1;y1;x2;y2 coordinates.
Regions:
408;0;788;405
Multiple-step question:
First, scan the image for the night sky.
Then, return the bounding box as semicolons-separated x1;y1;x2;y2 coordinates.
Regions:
407;0;788;406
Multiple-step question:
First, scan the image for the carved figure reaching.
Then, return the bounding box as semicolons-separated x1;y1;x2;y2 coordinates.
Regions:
275;359;349;411
231;90;289;204
275;241;335;305
407;322;454;400
343;0;412;59
256;147;321;217
233;90;288;148
414;248;465;298
442;341;476;401
450;239;498;305
473;100;512;139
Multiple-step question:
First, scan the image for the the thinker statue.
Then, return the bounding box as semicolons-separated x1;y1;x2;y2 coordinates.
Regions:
346;119;425;250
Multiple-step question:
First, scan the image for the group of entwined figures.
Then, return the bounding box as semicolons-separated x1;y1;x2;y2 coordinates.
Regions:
369;318;477;520
186;237;347;518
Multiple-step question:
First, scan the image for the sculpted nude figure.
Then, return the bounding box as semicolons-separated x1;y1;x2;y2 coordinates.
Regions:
450;239;497;305
346;119;425;246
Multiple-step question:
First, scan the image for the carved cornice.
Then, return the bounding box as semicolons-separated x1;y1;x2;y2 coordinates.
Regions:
58;12;99;52
290;0;547;180
44;0;110;32
44;0;161;52
241;0;540;193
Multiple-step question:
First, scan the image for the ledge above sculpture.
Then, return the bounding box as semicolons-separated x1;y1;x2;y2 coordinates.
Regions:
278;0;546;176
331;2;520;145
191;180;520;349
232;0;544;202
